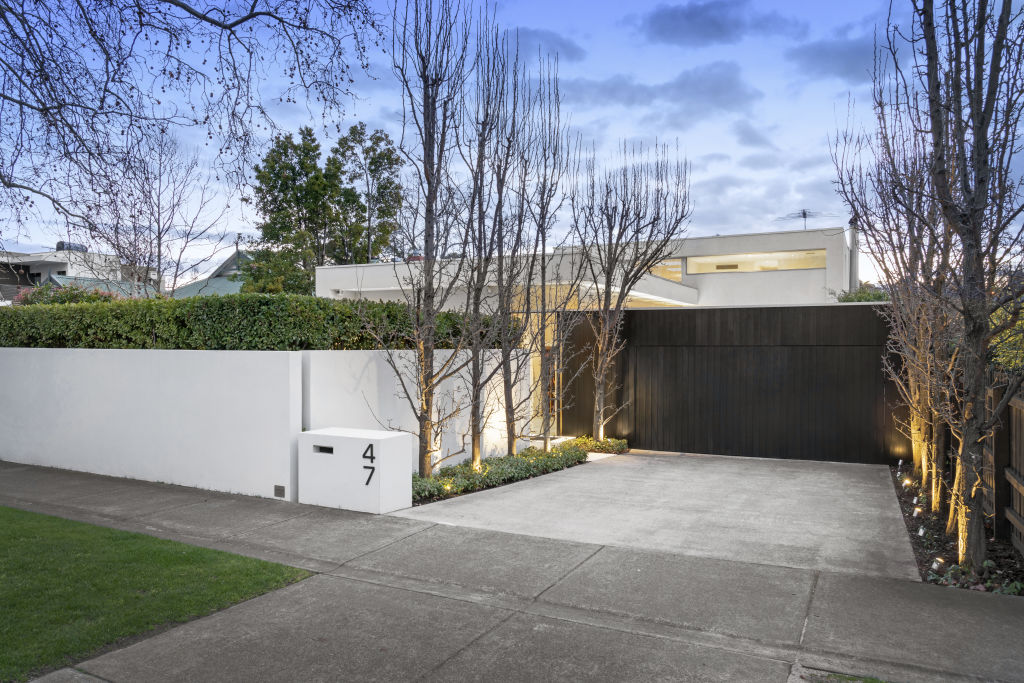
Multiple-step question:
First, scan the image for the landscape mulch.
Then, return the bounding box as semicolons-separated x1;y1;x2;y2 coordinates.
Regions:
889;464;1024;593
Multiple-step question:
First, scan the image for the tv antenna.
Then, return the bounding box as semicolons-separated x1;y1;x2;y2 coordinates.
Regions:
774;209;837;230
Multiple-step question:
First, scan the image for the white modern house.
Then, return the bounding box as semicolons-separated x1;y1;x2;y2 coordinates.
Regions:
0;242;163;300
315;227;859;309
0;242;122;285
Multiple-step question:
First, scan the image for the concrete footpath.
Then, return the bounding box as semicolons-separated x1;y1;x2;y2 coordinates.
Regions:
2;460;1024;682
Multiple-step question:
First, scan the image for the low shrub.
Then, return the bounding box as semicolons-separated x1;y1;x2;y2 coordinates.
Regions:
0;293;468;350
412;437;625;503
14;283;120;305
572;436;629;454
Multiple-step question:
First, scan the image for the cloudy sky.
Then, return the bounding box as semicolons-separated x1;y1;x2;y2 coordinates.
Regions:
333;0;892;244
14;0;894;280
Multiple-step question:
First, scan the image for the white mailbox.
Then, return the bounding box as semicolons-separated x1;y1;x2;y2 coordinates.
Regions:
298;427;415;514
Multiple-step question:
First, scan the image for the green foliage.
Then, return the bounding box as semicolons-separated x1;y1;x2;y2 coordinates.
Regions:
0;293;467;350
991;308;1024;372
572;436;629;454
332;122;404;262
13;283;120;305
0;505;308;682
412;437;620;503
242;124;403;294
836;282;890;302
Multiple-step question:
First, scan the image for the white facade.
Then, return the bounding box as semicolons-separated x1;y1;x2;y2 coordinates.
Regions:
314;227;858;309
661;227;857;307
0;247;122;284
0;348;528;500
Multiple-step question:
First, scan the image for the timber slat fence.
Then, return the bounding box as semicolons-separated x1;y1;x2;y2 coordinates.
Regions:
985;389;1024;556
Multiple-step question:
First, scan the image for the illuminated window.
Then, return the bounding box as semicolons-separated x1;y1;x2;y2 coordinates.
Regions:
649;258;683;282
685;249;826;274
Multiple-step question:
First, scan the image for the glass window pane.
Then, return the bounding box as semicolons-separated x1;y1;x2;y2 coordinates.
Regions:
685;249;826;274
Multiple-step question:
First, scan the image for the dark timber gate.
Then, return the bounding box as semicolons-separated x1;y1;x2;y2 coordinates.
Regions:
561;304;909;464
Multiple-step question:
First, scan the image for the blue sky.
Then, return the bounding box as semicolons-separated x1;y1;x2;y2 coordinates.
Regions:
14;0;892;279
333;0;892;239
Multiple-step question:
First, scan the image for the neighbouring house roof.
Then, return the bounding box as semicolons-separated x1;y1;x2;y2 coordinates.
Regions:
171;250;251;299
48;274;157;298
209;250;252;279
172;275;243;298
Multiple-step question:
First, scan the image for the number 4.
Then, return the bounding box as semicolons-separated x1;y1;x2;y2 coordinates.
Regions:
362;444;375;485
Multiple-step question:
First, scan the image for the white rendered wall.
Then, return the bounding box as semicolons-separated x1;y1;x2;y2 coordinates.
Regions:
683;269;830;306
0;348;302;500
304;350;531;472
0;347;533;497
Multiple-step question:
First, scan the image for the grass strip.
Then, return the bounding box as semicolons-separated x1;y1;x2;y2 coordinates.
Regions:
0;506;309;682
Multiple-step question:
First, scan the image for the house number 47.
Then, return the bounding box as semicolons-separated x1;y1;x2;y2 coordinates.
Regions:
362;444;375;485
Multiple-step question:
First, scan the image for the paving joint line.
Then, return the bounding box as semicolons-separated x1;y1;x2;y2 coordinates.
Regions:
220;507;317;541
533;544;605;601
70;665;114;682
337;522;440;566
413;612;518;682
797;570;821;647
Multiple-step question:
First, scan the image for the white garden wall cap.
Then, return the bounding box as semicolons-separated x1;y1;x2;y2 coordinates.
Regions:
305;427;408;439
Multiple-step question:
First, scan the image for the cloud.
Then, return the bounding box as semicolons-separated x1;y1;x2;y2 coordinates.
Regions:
516;28;586;62
639;0;807;48
732;119;776;149
738;153;781;170
692;152;731;172
788;153;831;172
785;35;875;84
563;61;762;130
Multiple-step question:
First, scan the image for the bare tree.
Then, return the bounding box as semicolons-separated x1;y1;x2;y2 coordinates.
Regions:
519;55;582;452
457;16;525;469
838;0;1024;571
572;143;690;440
389;0;473;477
0;1;378;237
834;83;957;517
84;133;228;295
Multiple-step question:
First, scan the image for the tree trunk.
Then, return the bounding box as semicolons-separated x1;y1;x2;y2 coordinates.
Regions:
501;348;517;456
419;386;434;477
910;410;926;478
931;415;947;514
920;416;932;494
592;372;605;441
470;351;483;470
541;345;552;452
965;484;988;572
946;453;963;536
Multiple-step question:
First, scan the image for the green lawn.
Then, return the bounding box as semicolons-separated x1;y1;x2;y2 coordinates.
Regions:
0;506;310;682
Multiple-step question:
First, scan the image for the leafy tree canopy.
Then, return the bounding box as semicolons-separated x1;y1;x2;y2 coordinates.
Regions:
241;125;401;294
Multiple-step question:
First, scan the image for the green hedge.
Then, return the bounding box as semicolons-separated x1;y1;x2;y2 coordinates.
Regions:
571;436;629;454
0;294;466;350
412;437;628;503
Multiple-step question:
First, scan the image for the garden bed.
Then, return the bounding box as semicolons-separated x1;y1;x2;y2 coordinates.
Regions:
890;465;1024;595
412;436;628;504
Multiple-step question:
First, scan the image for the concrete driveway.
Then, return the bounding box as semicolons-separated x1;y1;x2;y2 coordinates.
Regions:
393;451;919;581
